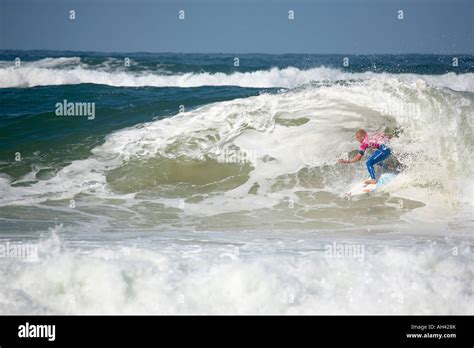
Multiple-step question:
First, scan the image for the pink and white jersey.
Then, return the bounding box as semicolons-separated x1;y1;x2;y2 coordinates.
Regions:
359;133;390;154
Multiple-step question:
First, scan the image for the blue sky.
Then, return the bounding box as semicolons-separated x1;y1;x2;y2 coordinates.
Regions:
1;0;472;54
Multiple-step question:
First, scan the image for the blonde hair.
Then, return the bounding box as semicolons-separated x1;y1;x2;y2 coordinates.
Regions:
355;129;367;137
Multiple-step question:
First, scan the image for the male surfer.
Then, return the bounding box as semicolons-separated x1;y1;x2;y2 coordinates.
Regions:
338;129;393;185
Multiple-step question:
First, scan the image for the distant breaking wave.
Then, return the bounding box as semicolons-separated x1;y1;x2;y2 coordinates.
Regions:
1;58;474;91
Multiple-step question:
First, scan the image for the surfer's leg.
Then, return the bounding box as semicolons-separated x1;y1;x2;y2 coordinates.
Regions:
366;146;391;179
366;154;379;179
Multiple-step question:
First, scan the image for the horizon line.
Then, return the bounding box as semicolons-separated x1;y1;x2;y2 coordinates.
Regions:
1;49;473;56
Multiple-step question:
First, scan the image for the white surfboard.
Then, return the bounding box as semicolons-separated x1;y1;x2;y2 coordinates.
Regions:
346;173;397;197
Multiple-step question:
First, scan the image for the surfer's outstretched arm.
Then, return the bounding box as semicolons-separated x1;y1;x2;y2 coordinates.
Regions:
338;153;362;164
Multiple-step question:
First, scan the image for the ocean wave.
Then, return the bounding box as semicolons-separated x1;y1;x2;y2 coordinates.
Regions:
1;58;474;92
0;76;472;230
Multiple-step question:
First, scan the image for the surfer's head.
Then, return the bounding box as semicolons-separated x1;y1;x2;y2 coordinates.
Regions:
355;129;367;143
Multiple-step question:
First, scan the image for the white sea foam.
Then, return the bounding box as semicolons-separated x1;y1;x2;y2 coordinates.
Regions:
0;227;471;314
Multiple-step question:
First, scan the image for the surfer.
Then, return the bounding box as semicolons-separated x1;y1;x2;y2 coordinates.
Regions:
338;129;393;185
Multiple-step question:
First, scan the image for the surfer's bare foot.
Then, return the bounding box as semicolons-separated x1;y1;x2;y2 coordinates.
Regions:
364;179;377;185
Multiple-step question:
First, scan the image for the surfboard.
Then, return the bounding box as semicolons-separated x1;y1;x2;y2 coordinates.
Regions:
346;173;397;197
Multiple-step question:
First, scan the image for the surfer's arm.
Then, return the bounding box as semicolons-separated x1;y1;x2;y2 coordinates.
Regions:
338;142;366;164
338;153;363;164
